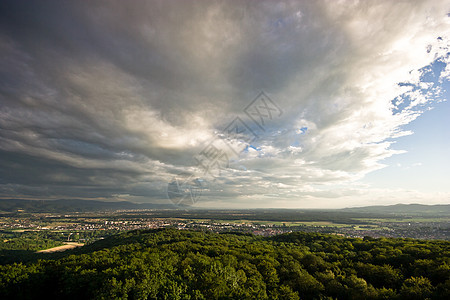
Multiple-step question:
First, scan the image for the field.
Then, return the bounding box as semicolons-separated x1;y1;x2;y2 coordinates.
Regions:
36;242;84;253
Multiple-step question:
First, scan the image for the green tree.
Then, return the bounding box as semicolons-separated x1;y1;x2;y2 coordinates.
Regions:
400;276;434;300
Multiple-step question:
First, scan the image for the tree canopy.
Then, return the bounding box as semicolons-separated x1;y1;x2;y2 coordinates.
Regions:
0;229;449;299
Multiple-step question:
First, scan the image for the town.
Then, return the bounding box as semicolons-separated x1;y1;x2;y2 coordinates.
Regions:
1;209;448;250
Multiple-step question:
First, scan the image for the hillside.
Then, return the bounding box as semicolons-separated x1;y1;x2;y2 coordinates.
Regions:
0;199;174;213
1;199;448;216
341;204;450;215
0;229;449;299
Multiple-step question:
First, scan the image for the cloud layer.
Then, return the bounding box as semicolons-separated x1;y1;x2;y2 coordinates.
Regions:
0;0;449;207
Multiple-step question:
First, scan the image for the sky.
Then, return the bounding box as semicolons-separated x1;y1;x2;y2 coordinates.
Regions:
0;0;449;208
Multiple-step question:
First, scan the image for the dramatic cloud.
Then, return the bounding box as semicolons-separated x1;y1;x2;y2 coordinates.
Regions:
0;0;449;207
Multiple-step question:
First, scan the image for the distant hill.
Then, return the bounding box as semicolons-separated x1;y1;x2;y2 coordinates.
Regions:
341;203;450;215
1;199;448;215
0;199;175;213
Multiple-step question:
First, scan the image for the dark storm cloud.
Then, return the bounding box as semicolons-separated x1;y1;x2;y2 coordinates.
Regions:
0;0;448;206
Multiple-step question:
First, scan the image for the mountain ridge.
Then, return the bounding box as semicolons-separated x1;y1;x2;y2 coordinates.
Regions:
0;198;448;214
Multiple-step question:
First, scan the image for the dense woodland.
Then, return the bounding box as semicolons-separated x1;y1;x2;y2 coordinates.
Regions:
0;229;449;299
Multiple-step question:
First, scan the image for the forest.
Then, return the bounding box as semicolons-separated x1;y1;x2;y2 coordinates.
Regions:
0;228;449;299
